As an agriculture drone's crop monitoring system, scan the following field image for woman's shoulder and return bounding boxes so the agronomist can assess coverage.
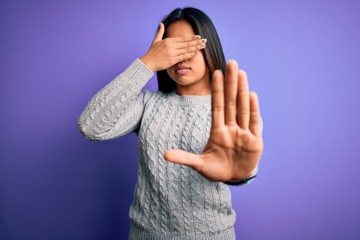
[142,89,173,99]
[142,89,163,99]
[140,89,165,104]
[140,90,179,108]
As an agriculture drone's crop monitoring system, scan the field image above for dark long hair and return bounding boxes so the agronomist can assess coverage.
[157,7,226,93]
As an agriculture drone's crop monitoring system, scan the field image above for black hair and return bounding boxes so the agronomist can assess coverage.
[157,7,226,93]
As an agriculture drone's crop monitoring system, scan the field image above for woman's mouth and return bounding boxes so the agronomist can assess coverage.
[175,66,190,74]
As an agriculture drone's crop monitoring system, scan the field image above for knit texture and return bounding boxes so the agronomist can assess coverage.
[78,59,238,240]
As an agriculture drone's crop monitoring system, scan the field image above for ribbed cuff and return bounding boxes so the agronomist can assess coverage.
[224,175,257,186]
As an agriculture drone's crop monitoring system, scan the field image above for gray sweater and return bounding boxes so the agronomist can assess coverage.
[78,59,239,240]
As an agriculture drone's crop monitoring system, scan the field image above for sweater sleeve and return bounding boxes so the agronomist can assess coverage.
[78,58,154,141]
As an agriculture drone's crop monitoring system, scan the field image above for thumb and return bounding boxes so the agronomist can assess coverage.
[164,149,204,171]
[153,22,165,43]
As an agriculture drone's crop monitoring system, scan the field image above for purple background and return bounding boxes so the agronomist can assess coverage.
[1,0,360,239]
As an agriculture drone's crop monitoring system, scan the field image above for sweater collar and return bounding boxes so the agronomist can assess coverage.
[168,91,211,105]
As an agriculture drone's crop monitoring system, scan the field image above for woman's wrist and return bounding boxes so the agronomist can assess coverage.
[139,55,155,72]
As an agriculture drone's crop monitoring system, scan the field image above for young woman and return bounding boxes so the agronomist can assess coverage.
[78,7,263,240]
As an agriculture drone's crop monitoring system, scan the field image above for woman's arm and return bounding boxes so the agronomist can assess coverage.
[164,61,264,183]
[78,59,153,141]
[78,23,205,141]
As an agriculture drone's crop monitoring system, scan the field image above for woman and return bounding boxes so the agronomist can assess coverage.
[79,7,263,240]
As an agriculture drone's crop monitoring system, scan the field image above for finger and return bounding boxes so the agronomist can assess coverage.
[152,22,165,43]
[224,60,239,126]
[211,70,225,128]
[164,149,204,172]
[237,70,250,129]
[173,51,199,63]
[173,35,202,43]
[174,38,206,50]
[249,92,262,137]
[173,39,206,60]
[175,40,206,55]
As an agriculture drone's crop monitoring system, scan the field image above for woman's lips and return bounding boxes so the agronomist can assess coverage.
[175,66,190,74]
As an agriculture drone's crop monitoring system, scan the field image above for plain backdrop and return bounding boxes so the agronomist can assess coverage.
[1,0,360,239]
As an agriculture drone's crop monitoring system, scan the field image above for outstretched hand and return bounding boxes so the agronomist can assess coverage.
[140,23,206,72]
[164,61,264,182]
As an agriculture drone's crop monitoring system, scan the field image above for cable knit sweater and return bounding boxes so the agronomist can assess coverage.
[78,59,240,240]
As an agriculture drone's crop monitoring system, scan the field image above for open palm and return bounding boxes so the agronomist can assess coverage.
[164,60,263,182]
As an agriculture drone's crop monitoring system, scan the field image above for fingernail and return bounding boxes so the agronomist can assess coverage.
[195,35,201,39]
[202,39,207,43]
[201,43,206,48]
